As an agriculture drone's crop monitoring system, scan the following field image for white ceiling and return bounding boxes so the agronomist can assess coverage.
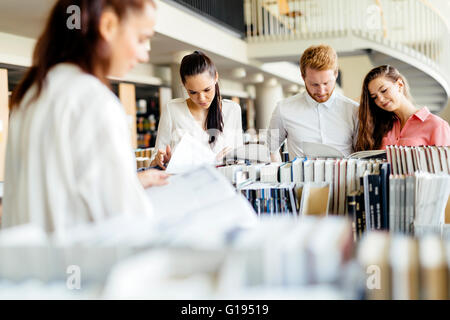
[0,0,54,38]
[0,0,301,87]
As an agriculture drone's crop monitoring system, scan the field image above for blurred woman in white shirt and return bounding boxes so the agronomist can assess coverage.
[151,51,244,169]
[3,0,167,233]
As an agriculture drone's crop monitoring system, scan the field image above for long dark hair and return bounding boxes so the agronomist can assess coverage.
[11,0,155,110]
[355,65,412,151]
[180,51,224,146]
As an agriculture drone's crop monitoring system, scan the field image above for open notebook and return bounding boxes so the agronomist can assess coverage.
[300,141,386,159]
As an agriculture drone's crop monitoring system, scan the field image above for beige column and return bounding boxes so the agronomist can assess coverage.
[0,69,9,181]
[170,51,191,100]
[255,77,284,129]
[118,83,137,149]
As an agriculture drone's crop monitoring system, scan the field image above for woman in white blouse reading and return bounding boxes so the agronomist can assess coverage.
[151,51,244,169]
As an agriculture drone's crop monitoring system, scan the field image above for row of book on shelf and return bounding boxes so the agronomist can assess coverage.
[386,145,450,175]
[217,145,450,240]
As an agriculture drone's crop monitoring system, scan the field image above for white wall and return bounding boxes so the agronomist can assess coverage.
[338,54,374,103]
[439,100,450,123]
[0,32,34,66]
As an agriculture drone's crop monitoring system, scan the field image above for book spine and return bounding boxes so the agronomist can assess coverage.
[360,176,367,235]
[356,192,364,239]
[380,164,390,230]
[363,175,372,231]
[373,174,382,230]
[347,193,358,242]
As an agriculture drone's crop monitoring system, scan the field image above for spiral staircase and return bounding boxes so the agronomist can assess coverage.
[244,0,450,113]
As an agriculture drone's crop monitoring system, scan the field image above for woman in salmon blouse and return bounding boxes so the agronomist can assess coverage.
[355,65,450,151]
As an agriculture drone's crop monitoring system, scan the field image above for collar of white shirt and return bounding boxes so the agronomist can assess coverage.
[304,89,337,109]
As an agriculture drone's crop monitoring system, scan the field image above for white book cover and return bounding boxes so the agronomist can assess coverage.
[279,163,293,183]
[292,158,305,183]
[416,147,429,173]
[260,163,281,183]
[313,159,325,183]
[404,147,415,174]
[400,146,408,176]
[338,159,348,215]
[395,146,403,175]
[346,159,357,195]
[356,160,367,191]
[224,143,270,163]
[303,160,314,182]
[333,160,340,214]
[438,147,449,174]
[445,147,450,172]
[430,146,443,174]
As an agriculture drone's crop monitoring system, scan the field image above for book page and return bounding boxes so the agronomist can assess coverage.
[300,141,344,158]
[147,165,237,225]
[166,133,216,174]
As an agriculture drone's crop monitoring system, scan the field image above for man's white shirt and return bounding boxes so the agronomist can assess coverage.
[267,89,359,159]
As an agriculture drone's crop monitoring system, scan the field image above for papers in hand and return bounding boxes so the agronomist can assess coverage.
[146,165,257,248]
[166,133,216,174]
[300,141,386,159]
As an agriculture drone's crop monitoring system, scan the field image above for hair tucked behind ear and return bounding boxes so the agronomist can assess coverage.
[180,51,224,147]
[355,65,411,151]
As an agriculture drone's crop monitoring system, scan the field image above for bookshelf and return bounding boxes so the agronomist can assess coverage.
[111,82,171,151]
[223,95,256,134]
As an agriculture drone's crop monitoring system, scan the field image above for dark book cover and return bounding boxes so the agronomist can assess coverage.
[347,191,359,242]
[359,176,367,235]
[355,191,364,240]
[380,163,391,230]
[372,173,382,230]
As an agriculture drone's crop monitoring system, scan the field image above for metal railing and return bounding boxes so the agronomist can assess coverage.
[244,0,450,82]
[166,0,246,36]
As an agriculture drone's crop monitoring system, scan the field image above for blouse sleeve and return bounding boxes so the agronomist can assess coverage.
[233,102,244,148]
[70,93,153,221]
[153,102,173,159]
[267,103,288,153]
[430,120,450,146]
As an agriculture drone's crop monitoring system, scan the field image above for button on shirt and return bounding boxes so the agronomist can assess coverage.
[381,107,450,149]
[268,90,359,159]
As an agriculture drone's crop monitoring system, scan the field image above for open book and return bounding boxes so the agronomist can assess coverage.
[300,141,386,159]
